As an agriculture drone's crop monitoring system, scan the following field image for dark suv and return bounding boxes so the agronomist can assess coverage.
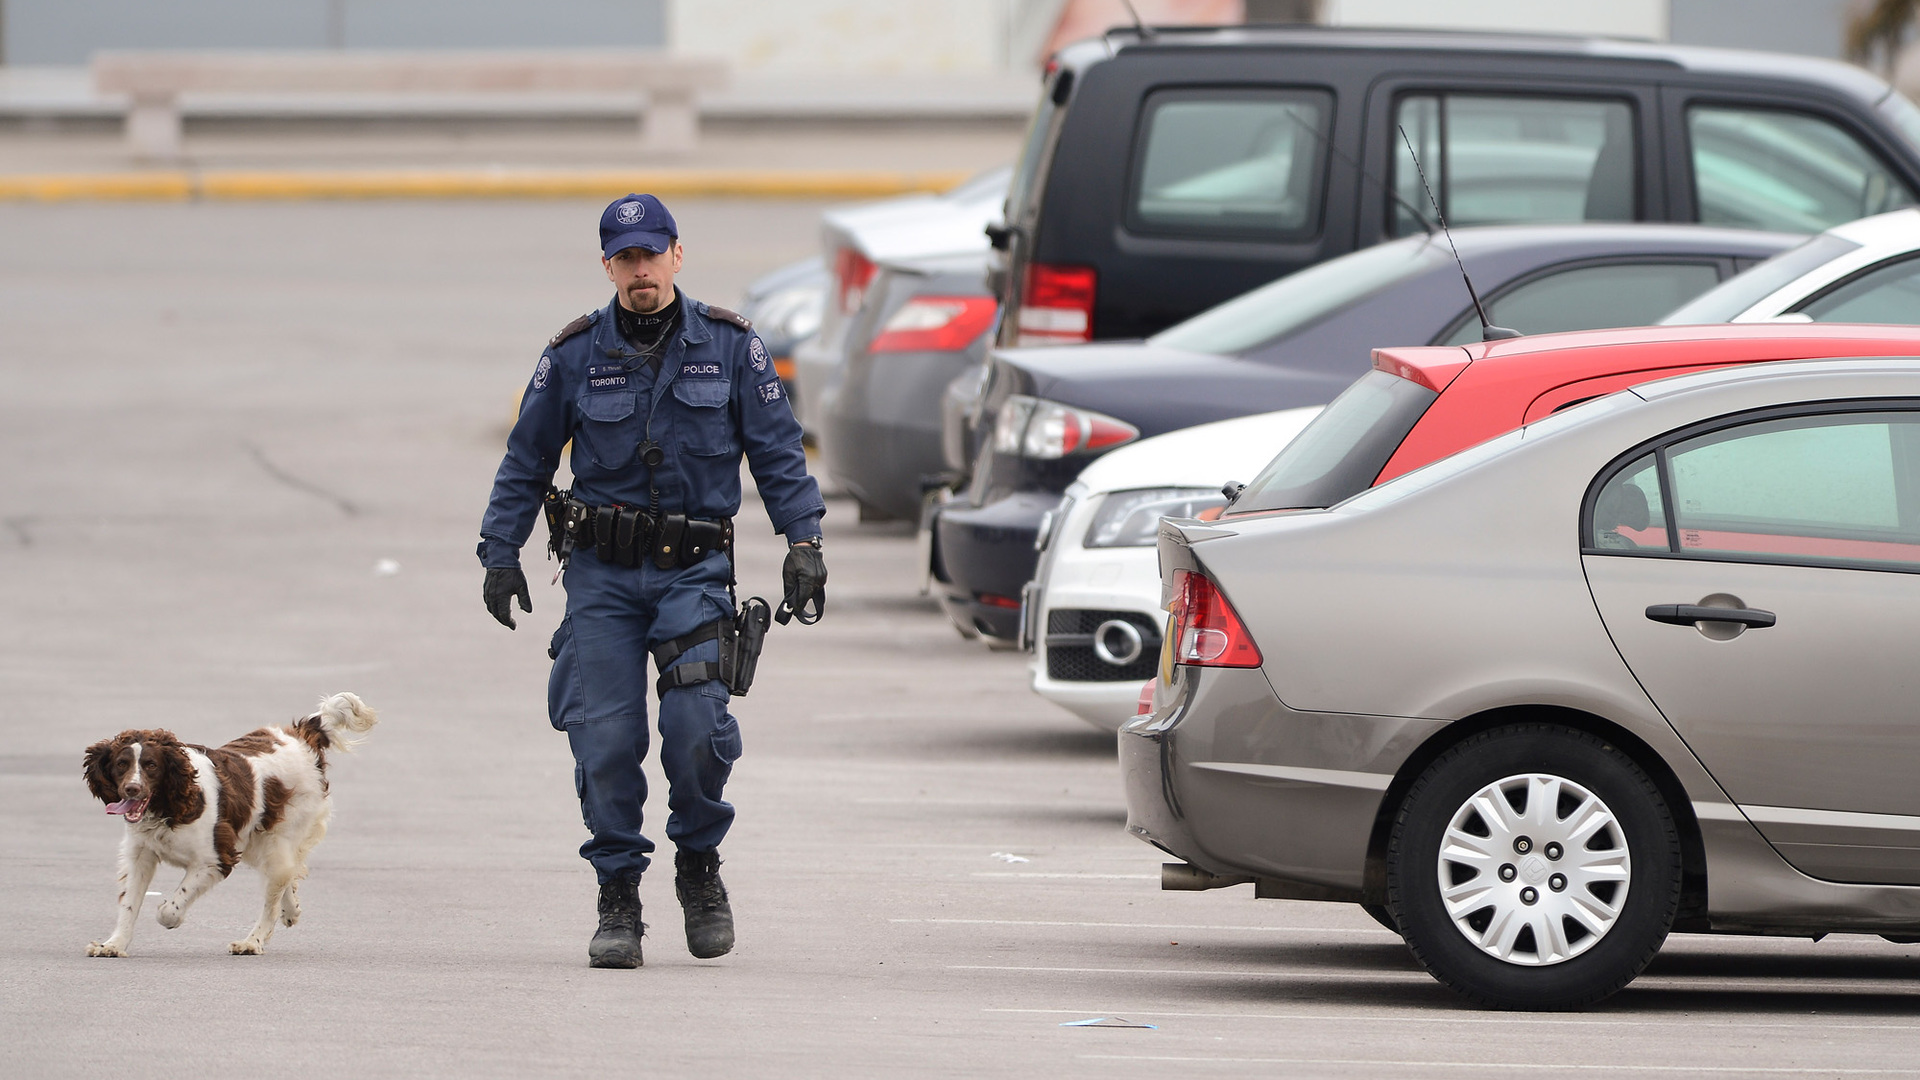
[991,25,1920,347]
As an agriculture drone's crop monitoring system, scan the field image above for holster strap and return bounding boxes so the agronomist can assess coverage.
[657,659,724,697]
[650,619,724,670]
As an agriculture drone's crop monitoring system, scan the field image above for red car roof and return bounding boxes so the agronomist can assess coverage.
[1371,324,1920,485]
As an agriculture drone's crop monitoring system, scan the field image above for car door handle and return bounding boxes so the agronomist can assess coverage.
[1645,604,1776,628]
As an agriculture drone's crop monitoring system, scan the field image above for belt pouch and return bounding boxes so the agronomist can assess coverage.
[681,518,724,568]
[593,507,616,564]
[653,514,687,570]
[614,507,643,568]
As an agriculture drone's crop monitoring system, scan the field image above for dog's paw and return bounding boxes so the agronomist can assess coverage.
[228,938,264,955]
[86,941,127,957]
[156,901,184,930]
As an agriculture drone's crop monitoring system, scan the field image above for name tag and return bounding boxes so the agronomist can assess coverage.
[586,364,628,390]
[681,362,723,378]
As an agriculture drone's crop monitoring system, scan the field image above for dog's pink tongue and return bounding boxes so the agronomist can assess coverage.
[105,799,133,815]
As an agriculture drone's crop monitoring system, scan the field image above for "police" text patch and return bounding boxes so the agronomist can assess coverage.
[681,362,723,378]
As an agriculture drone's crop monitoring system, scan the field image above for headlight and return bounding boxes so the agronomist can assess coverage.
[1084,488,1226,548]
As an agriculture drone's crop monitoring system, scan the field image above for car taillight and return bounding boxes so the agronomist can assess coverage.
[834,246,876,315]
[991,394,1138,459]
[1016,262,1095,345]
[1166,569,1261,668]
[870,296,998,353]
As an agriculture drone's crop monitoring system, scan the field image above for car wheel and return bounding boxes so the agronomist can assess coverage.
[1385,724,1681,1010]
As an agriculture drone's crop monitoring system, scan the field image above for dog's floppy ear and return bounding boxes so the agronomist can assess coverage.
[149,732,204,826]
[82,737,119,804]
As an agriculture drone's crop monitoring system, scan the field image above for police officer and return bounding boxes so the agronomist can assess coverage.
[478,194,826,969]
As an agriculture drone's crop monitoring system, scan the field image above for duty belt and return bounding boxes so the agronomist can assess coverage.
[543,488,731,571]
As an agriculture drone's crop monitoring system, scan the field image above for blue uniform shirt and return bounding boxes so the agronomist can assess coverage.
[478,290,824,569]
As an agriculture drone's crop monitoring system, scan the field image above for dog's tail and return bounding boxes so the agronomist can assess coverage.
[313,692,379,752]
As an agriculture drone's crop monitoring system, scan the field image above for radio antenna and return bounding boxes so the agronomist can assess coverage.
[1396,125,1521,342]
[1121,0,1158,39]
[1282,110,1433,236]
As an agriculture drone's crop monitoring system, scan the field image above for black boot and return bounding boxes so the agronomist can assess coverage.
[674,848,735,959]
[588,878,643,969]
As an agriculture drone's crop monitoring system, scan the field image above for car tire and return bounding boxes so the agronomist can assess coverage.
[1361,903,1398,932]
[1385,724,1681,1010]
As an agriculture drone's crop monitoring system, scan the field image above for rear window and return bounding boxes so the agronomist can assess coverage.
[1660,232,1862,324]
[1150,237,1450,356]
[1229,369,1438,513]
[1128,88,1332,240]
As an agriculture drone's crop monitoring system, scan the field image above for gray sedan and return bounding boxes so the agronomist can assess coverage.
[1127,353,1920,1008]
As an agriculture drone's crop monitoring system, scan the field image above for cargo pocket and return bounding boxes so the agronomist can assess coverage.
[546,617,580,732]
[672,378,738,457]
[577,389,639,468]
[574,760,594,831]
[709,714,743,766]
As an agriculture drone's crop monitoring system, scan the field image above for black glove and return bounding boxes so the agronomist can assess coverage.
[779,542,827,625]
[484,567,532,629]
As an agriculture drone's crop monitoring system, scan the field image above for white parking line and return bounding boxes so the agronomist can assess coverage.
[987,1007,1914,1032]
[1074,1057,1920,1074]
[894,917,1398,936]
[969,872,1158,880]
[949,964,1429,981]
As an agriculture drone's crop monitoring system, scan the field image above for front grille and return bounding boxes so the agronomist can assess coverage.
[1045,609,1160,683]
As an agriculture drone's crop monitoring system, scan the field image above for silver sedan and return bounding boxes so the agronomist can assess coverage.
[1126,356,1920,1008]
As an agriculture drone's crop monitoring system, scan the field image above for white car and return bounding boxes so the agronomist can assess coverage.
[1663,207,1920,326]
[1023,406,1321,730]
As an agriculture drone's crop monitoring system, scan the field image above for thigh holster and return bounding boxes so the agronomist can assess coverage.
[651,598,773,698]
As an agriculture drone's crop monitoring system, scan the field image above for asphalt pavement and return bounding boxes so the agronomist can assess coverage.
[4,199,1920,1079]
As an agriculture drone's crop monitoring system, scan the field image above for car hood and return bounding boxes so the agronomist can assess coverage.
[1073,406,1325,495]
[995,342,1353,438]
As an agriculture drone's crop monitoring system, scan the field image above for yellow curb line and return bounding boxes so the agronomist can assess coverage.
[0,169,973,202]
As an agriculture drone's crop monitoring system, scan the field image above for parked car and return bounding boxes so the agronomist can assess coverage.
[1662,207,1920,326]
[791,166,1009,440]
[736,256,827,411]
[1128,327,1920,1009]
[935,223,1799,641]
[1025,407,1322,728]
[819,253,998,521]
[993,24,1920,347]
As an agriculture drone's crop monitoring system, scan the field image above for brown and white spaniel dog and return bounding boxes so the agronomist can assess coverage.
[81,692,378,956]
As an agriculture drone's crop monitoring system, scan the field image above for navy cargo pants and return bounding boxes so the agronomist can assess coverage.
[547,546,741,884]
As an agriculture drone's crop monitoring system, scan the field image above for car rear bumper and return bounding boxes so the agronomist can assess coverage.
[1122,665,1448,897]
[1030,545,1163,730]
[823,348,978,521]
[931,491,1055,640]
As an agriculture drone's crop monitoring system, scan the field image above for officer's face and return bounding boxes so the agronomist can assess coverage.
[604,242,683,314]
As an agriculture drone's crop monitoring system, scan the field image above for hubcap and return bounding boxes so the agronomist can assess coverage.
[1435,773,1630,966]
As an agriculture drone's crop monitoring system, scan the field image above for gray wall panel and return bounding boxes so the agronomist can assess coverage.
[4,0,666,64]
[1668,0,1852,60]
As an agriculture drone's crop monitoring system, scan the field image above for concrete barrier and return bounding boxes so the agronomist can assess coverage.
[91,50,728,160]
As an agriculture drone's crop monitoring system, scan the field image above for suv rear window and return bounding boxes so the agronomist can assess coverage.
[1129,88,1332,239]
[1230,369,1438,513]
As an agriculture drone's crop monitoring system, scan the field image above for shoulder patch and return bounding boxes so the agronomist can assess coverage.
[548,310,599,348]
[706,305,752,331]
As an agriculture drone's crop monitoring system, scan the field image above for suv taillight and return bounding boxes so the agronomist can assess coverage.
[870,296,998,353]
[1016,263,1095,345]
[834,247,876,315]
[1167,569,1261,668]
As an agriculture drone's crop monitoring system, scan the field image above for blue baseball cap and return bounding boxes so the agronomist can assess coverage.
[599,193,678,258]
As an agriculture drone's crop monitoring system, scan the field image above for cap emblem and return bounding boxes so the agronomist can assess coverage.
[615,201,645,226]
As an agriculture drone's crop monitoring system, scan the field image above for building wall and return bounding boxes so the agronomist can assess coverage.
[2,0,667,64]
[1323,0,1666,40]
[669,0,1017,75]
[1667,0,1854,59]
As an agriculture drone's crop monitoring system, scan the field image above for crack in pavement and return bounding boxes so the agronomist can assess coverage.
[243,441,360,517]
